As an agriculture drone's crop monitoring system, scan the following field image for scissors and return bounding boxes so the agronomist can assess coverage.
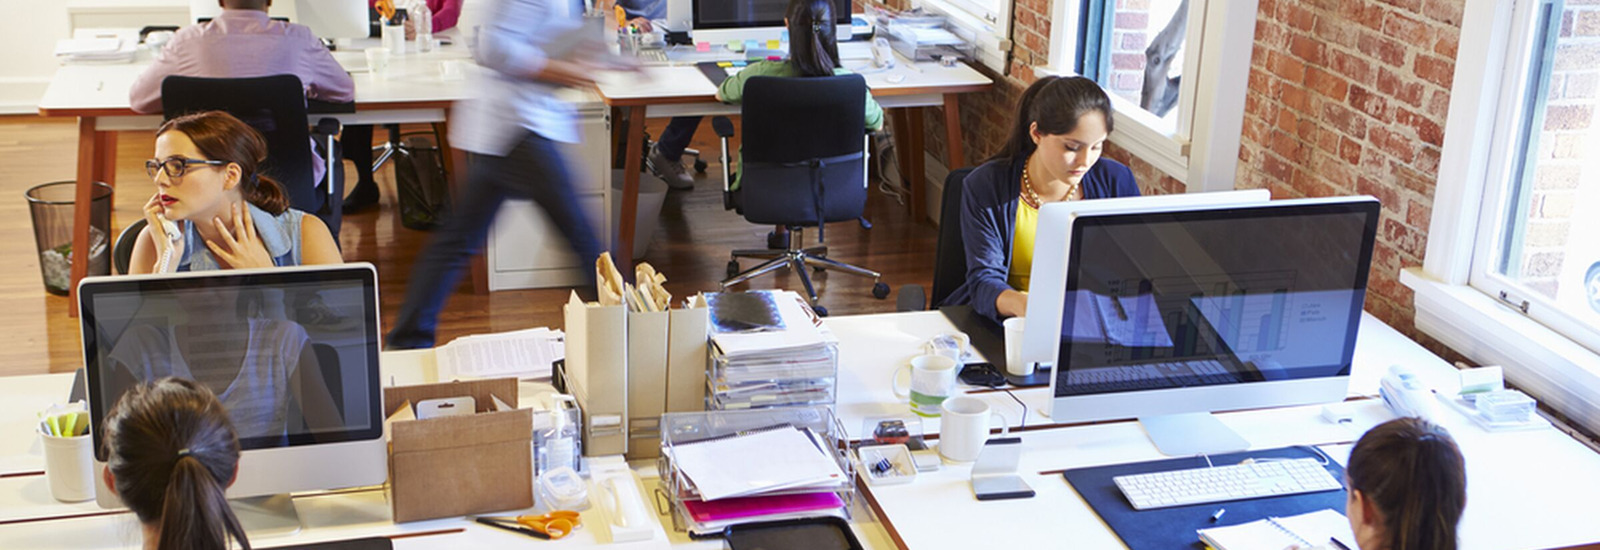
[474,511,583,539]
[375,0,396,22]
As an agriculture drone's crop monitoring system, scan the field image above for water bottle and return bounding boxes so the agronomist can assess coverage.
[415,4,434,54]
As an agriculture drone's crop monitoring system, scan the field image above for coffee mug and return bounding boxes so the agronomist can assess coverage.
[938,395,1009,463]
[891,355,958,417]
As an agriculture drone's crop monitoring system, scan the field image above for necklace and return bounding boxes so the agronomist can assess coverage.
[1021,161,1080,208]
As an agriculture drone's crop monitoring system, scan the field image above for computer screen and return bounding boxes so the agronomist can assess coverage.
[693,0,850,29]
[80,265,386,510]
[1034,197,1379,455]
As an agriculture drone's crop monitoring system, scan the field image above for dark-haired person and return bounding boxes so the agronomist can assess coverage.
[100,378,251,550]
[1343,417,1467,550]
[128,0,355,195]
[131,111,343,274]
[714,0,885,193]
[940,76,1140,321]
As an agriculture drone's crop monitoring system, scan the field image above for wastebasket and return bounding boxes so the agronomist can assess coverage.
[610,170,668,260]
[27,181,113,296]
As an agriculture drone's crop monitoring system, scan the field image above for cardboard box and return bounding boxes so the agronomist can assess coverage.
[665,302,709,413]
[384,378,533,523]
[625,308,668,460]
[563,292,629,456]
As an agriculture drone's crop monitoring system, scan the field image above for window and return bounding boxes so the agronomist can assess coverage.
[1408,0,1600,435]
[1044,0,1258,192]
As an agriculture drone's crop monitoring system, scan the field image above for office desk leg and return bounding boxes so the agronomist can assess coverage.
[905,107,926,223]
[433,121,487,295]
[68,117,100,317]
[617,105,646,279]
[943,93,965,172]
[95,131,117,189]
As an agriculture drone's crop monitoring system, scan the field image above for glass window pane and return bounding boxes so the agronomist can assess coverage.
[1496,0,1600,324]
[1079,0,1190,121]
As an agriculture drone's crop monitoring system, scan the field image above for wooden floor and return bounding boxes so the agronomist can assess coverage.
[0,115,937,376]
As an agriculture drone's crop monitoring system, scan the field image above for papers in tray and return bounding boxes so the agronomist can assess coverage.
[436,327,564,380]
[669,426,847,501]
[709,290,837,358]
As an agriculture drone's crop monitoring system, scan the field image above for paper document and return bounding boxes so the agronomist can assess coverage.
[436,327,564,380]
[670,427,846,501]
[1197,509,1356,550]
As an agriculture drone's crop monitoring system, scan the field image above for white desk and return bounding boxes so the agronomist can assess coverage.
[593,58,992,277]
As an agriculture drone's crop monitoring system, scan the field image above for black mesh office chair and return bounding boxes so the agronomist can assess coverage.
[895,167,974,312]
[161,75,346,239]
[712,75,889,315]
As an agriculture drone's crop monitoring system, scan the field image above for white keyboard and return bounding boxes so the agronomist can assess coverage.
[1113,458,1342,510]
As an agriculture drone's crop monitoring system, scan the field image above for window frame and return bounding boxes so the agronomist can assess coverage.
[1406,0,1600,435]
[1041,0,1258,192]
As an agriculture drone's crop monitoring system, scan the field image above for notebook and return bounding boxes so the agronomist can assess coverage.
[1197,509,1357,550]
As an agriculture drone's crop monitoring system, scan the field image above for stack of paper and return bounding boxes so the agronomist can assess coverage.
[707,291,839,409]
[55,38,136,64]
[669,425,848,532]
[435,327,564,380]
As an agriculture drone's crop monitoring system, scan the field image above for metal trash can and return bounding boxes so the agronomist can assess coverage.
[26,181,113,296]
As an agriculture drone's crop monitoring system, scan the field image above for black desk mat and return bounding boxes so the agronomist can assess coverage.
[1061,446,1346,550]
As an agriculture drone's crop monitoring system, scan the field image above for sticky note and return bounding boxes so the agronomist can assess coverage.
[732,60,747,67]
[717,61,733,68]
[696,41,711,52]
[767,39,781,50]
[728,40,744,52]
[744,40,759,51]
[781,30,790,42]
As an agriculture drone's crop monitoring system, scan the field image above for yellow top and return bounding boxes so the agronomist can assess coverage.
[1008,199,1039,291]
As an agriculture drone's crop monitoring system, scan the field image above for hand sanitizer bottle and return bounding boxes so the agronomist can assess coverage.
[535,395,582,477]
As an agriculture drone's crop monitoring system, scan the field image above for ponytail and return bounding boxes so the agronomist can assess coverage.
[787,0,840,77]
[158,455,250,550]
[1347,418,1465,550]
[103,378,249,550]
[157,111,290,216]
[988,76,1115,163]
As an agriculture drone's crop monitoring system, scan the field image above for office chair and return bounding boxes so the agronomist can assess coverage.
[113,219,149,275]
[712,75,889,315]
[160,75,346,240]
[895,167,974,312]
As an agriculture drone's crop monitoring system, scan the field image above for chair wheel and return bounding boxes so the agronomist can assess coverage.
[872,282,890,299]
[813,305,829,317]
[726,260,740,278]
[694,159,708,173]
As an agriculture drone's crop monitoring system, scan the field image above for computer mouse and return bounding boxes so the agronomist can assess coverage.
[886,74,906,84]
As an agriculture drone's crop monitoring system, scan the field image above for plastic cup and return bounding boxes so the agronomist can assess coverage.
[41,433,95,502]
[1004,317,1032,376]
[366,47,391,79]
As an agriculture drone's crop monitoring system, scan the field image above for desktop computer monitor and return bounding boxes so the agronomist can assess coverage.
[189,0,368,40]
[80,264,386,535]
[1026,196,1380,456]
[691,0,851,48]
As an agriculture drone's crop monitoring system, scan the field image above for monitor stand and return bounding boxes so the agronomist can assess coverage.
[233,494,303,538]
[1138,413,1250,456]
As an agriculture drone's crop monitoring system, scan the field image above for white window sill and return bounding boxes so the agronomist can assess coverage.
[1032,64,1191,183]
[1401,267,1600,434]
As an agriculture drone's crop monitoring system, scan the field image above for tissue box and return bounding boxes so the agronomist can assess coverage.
[384,378,533,523]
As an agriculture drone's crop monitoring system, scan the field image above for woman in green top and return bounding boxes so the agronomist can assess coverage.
[715,0,885,193]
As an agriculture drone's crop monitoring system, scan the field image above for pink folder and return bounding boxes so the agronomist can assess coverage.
[683,492,845,523]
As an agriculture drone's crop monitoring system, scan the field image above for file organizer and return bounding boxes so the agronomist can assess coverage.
[656,406,856,535]
[707,345,838,409]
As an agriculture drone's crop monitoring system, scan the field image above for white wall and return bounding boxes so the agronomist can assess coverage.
[0,1,72,114]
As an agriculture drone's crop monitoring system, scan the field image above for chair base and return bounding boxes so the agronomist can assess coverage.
[720,227,881,307]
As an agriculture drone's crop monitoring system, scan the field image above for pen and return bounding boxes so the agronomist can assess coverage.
[473,517,550,539]
[1209,508,1226,522]
[1328,537,1352,550]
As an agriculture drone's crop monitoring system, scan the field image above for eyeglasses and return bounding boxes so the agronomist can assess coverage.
[145,157,227,180]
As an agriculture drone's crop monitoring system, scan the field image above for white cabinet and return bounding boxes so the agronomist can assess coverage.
[65,0,190,33]
[485,100,613,290]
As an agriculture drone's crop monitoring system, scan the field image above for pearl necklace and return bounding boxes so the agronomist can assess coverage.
[1021,162,1080,209]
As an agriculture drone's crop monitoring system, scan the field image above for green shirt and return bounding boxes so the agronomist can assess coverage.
[717,61,885,190]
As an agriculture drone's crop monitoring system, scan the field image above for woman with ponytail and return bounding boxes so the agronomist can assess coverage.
[1341,417,1466,550]
[713,0,884,192]
[941,76,1141,321]
[101,377,250,550]
[130,110,342,273]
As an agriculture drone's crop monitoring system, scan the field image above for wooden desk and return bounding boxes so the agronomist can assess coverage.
[35,36,492,315]
[593,61,991,275]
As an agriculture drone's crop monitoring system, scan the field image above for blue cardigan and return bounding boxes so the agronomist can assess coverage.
[939,156,1141,322]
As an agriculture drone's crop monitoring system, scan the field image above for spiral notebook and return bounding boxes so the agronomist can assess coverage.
[1197,509,1357,550]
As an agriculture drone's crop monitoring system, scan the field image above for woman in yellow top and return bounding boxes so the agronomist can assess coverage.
[941,76,1141,321]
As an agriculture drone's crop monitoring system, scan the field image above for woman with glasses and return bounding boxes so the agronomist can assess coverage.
[130,110,342,274]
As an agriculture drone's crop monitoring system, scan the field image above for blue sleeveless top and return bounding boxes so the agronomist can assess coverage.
[177,203,306,271]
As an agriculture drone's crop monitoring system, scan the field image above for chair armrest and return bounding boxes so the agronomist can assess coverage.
[313,117,342,137]
[896,284,927,312]
[712,116,735,138]
[713,116,736,209]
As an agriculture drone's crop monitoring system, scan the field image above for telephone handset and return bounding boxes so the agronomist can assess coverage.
[871,37,895,69]
[1379,364,1435,420]
[153,215,181,273]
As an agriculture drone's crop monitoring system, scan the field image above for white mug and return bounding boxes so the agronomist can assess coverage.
[891,355,958,417]
[1003,317,1032,376]
[938,395,1009,463]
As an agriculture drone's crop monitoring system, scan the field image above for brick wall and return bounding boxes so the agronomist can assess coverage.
[1523,2,1600,298]
[1235,0,1464,344]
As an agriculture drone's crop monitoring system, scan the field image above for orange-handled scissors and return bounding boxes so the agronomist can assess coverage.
[478,511,582,539]
[375,0,396,22]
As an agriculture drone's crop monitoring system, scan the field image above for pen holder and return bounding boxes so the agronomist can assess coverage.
[381,18,406,55]
[41,433,95,502]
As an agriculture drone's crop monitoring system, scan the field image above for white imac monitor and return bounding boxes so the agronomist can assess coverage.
[691,0,851,49]
[190,0,369,40]
[1028,196,1381,456]
[80,264,386,536]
